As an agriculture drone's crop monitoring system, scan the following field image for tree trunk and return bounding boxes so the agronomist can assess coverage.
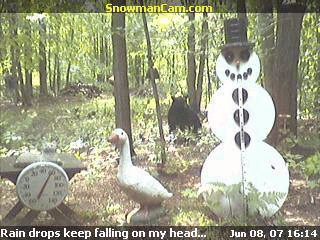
[0,16,4,69]
[260,2,305,145]
[172,53,175,83]
[316,13,320,111]
[56,54,61,95]
[141,8,167,165]
[10,14,31,106]
[17,60,31,105]
[48,26,52,92]
[8,14,19,103]
[195,11,208,113]
[53,54,60,96]
[258,0,276,144]
[25,70,32,97]
[66,61,71,87]
[100,17,106,82]
[206,55,211,106]
[25,19,33,99]
[187,11,196,107]
[39,18,48,97]
[65,27,74,87]
[111,9,134,155]
[52,53,56,92]
[276,6,305,134]
[134,55,141,87]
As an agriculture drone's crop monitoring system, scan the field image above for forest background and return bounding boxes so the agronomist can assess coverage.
[0,0,320,225]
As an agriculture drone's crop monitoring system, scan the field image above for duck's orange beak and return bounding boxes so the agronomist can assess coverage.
[108,132,120,150]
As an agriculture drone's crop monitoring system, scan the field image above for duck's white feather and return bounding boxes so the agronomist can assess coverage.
[109,128,172,206]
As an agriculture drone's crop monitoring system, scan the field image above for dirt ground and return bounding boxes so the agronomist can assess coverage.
[0,95,319,226]
[1,141,320,226]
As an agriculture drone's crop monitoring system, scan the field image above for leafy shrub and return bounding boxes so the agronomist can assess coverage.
[302,152,320,179]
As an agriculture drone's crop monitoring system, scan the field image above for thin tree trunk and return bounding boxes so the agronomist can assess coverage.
[17,60,31,105]
[195,11,208,113]
[140,8,167,165]
[56,54,61,95]
[206,54,211,106]
[66,62,71,87]
[172,53,175,82]
[25,19,33,100]
[39,18,48,97]
[65,27,74,87]
[187,11,196,108]
[134,55,141,87]
[317,13,320,84]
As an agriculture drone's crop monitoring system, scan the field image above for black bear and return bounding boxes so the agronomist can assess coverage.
[168,96,201,133]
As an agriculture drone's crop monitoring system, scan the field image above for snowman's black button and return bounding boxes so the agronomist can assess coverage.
[232,88,248,105]
[235,131,251,149]
[233,109,249,126]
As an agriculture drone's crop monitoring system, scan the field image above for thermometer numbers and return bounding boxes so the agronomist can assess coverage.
[17,162,69,211]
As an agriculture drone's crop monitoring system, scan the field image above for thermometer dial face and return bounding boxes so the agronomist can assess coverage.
[16,162,69,211]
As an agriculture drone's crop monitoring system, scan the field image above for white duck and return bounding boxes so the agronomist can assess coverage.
[108,128,173,215]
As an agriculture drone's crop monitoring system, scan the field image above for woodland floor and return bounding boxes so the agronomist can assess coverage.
[0,95,320,226]
[1,156,320,226]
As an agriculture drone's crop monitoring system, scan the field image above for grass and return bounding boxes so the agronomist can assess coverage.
[0,95,115,156]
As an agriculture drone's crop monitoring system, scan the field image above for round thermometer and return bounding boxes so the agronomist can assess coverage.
[16,161,69,211]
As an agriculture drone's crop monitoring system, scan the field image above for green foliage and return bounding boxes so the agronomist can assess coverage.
[284,153,305,169]
[0,97,115,156]
[298,13,320,119]
[1,12,320,226]
[302,152,320,179]
[181,188,199,199]
[131,96,156,126]
[307,180,320,189]
[97,197,122,224]
[201,182,287,217]
[0,13,113,92]
[172,210,214,226]
[0,12,319,118]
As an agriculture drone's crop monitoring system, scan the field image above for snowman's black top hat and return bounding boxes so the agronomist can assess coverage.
[222,18,254,51]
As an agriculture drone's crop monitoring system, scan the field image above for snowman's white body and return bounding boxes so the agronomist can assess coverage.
[201,52,289,218]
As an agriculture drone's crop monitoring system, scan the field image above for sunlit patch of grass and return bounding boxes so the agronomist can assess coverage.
[172,209,214,226]
[0,96,115,156]
[164,149,202,175]
[181,188,199,199]
[84,161,113,185]
[96,197,123,225]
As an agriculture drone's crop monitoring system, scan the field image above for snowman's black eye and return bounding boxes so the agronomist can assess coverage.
[240,50,250,62]
[224,51,234,64]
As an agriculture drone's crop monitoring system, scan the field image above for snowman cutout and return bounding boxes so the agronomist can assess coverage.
[200,19,289,218]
